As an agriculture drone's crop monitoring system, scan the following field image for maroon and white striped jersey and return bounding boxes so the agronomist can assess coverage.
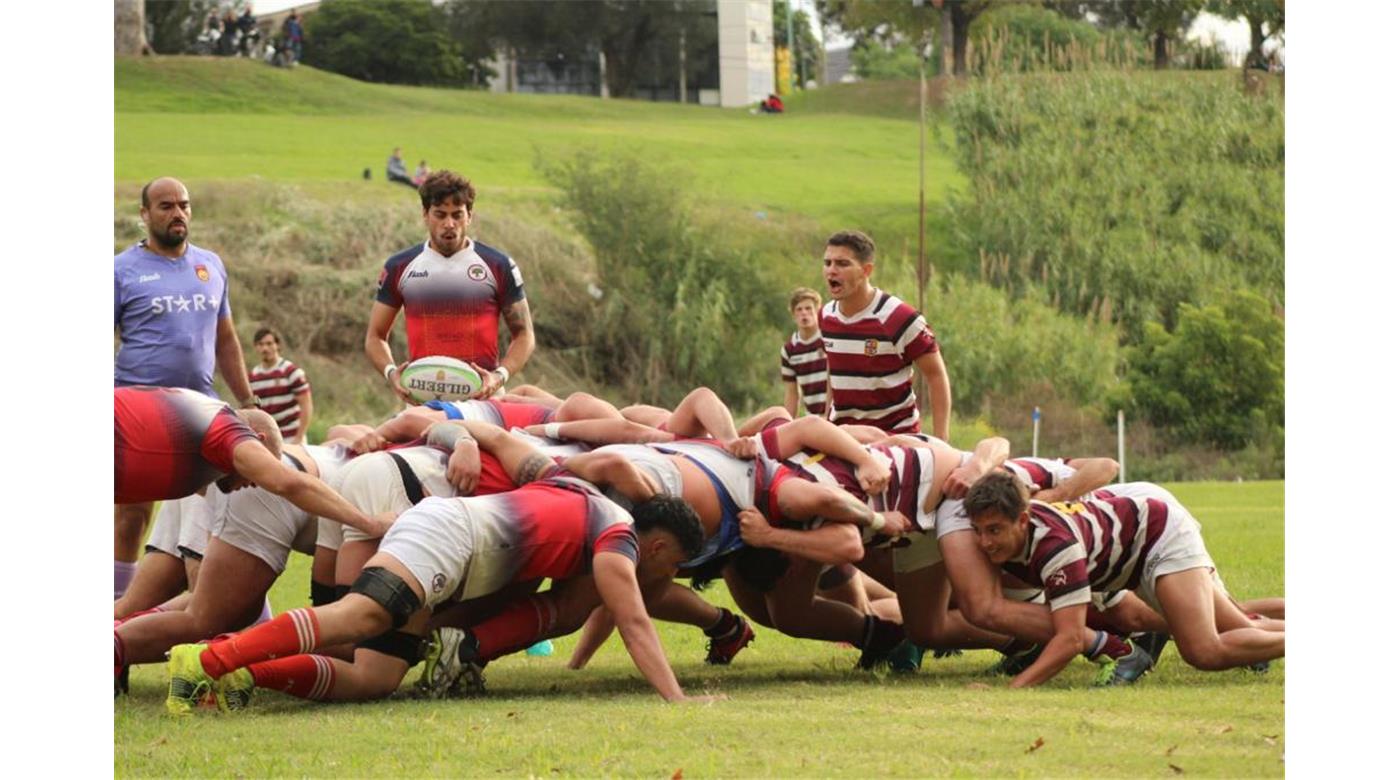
[1000,457,1077,493]
[1004,496,1170,611]
[770,439,936,541]
[248,358,310,438]
[779,331,828,416]
[820,291,938,434]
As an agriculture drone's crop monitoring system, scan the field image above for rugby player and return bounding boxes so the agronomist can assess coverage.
[165,484,714,711]
[114,386,390,540]
[964,471,1284,687]
[366,171,534,402]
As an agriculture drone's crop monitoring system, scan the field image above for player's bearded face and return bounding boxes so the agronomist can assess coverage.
[143,189,191,249]
[425,201,471,254]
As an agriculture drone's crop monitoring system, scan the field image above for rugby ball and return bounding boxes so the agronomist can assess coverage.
[399,356,483,404]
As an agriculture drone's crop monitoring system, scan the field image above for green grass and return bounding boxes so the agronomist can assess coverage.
[115,481,1283,777]
[115,57,959,244]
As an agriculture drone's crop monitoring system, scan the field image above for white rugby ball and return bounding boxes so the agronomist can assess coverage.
[399,356,483,404]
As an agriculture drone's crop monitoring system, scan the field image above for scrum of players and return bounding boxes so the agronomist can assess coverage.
[114,174,1281,714]
[114,380,1285,714]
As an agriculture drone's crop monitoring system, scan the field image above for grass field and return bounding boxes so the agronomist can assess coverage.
[115,59,959,245]
[115,481,1283,777]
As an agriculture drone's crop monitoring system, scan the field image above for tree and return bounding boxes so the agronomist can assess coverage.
[1109,291,1282,450]
[303,0,468,87]
[1091,0,1203,69]
[1208,0,1283,69]
[453,0,716,99]
[819,0,994,76]
[143,0,217,55]
[773,0,821,88]
[115,0,149,55]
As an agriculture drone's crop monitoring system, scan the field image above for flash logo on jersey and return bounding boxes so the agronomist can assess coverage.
[195,264,210,282]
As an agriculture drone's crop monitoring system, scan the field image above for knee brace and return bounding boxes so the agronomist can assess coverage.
[357,630,426,665]
[310,581,338,607]
[350,567,422,629]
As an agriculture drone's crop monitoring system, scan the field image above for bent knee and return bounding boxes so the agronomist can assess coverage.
[1176,639,1231,671]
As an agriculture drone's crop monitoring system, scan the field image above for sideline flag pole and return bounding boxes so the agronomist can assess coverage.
[1031,406,1041,458]
[1117,409,1126,483]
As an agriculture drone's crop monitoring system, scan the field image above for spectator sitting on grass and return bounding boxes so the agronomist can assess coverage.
[386,147,415,188]
[413,161,431,186]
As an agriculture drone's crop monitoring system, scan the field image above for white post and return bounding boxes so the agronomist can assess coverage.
[1031,406,1041,458]
[1117,409,1126,483]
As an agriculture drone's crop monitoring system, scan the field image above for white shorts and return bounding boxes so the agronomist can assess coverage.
[145,494,213,560]
[1134,502,1222,614]
[334,448,450,543]
[893,529,942,573]
[316,515,344,553]
[376,496,477,610]
[209,486,316,575]
[1091,590,1129,611]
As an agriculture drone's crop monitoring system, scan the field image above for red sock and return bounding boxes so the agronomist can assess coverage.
[1085,630,1132,661]
[248,655,337,700]
[475,595,558,662]
[200,608,321,678]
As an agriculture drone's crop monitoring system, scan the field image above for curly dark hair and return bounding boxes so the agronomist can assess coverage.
[631,495,704,560]
[419,170,476,211]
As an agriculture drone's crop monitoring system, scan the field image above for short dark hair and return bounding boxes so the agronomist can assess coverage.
[789,287,821,311]
[631,495,703,560]
[826,230,876,263]
[140,180,153,208]
[963,471,1029,522]
[419,170,476,211]
[253,327,281,345]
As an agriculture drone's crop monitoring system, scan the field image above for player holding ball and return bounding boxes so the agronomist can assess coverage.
[364,170,535,403]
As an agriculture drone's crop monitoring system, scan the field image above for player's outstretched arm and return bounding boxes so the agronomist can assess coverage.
[357,410,437,452]
[529,418,676,445]
[593,552,691,702]
[1036,457,1120,503]
[1010,603,1089,689]
[427,420,555,490]
[776,480,911,536]
[566,606,617,670]
[231,441,390,538]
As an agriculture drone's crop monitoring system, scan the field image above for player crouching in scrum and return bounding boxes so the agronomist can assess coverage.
[963,471,1284,688]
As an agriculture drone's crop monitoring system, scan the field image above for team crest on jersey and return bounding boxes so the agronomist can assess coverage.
[431,573,447,593]
[467,264,488,282]
[194,264,210,282]
[864,339,879,357]
[1047,570,1068,588]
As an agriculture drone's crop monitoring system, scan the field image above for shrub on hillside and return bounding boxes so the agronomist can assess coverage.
[542,150,786,408]
[1108,290,1283,451]
[967,4,1149,74]
[851,40,925,80]
[922,275,1120,417]
[944,70,1284,340]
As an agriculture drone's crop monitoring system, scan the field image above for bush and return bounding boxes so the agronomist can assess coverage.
[920,275,1121,417]
[541,150,788,409]
[851,40,925,80]
[1108,290,1283,450]
[966,4,1149,74]
[944,70,1284,339]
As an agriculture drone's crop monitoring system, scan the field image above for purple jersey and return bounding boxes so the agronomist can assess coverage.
[114,241,231,396]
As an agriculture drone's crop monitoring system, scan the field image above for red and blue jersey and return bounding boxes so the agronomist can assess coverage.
[375,239,525,368]
[114,386,258,503]
[458,478,638,599]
